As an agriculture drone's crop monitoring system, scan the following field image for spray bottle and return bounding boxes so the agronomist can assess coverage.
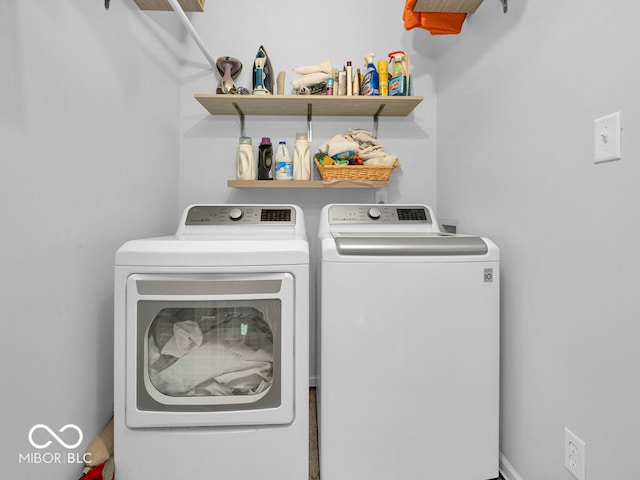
[388,51,410,96]
[361,53,379,96]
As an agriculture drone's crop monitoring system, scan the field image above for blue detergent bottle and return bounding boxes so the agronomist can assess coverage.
[361,53,379,96]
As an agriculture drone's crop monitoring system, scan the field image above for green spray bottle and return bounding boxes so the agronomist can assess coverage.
[388,51,410,96]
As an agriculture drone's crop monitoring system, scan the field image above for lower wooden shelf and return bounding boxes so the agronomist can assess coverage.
[227,180,388,189]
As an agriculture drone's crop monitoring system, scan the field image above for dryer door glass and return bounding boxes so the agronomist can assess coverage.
[143,301,278,403]
[125,273,295,427]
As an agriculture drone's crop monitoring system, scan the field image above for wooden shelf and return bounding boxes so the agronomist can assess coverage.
[413,0,483,13]
[133,0,205,11]
[227,180,389,189]
[194,95,423,117]
[198,95,416,190]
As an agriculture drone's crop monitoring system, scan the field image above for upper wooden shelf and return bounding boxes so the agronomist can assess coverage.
[413,0,483,13]
[194,95,424,117]
[133,0,205,11]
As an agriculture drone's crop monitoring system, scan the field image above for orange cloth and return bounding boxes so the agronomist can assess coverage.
[403,0,467,35]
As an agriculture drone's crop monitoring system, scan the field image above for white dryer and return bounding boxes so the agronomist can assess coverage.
[317,204,500,480]
[114,205,309,479]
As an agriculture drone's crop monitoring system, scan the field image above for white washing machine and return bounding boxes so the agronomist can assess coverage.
[317,204,500,480]
[114,204,309,479]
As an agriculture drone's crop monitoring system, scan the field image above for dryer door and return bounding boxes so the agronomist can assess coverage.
[125,273,294,428]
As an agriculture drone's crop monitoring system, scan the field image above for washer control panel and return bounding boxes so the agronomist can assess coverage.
[328,205,432,224]
[185,205,296,225]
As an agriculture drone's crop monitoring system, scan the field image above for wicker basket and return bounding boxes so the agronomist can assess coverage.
[314,158,398,181]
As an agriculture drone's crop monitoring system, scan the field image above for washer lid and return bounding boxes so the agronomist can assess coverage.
[333,233,489,256]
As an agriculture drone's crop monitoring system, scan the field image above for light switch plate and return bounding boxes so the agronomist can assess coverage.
[594,112,622,163]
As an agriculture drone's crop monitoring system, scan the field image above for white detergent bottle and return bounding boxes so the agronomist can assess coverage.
[293,132,311,180]
[237,136,255,180]
[275,141,293,180]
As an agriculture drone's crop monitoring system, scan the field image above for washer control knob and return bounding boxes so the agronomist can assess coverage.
[367,207,381,220]
[229,208,244,221]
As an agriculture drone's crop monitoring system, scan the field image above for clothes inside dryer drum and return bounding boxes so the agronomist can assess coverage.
[148,307,274,397]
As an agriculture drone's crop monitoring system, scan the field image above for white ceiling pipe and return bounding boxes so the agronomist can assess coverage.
[165,0,217,70]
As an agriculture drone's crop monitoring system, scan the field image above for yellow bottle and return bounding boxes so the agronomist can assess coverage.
[378,60,389,96]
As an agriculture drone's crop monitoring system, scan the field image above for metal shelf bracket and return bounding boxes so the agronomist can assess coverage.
[373,104,385,139]
[232,102,245,137]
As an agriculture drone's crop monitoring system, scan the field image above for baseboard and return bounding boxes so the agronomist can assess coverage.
[499,452,524,480]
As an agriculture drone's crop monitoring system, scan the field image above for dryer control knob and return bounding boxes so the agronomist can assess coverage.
[367,207,381,220]
[229,208,244,221]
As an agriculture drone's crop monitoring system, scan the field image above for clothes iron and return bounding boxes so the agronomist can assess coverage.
[252,45,273,95]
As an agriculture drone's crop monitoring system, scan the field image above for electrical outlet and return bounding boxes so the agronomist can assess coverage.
[374,189,387,204]
[564,427,586,480]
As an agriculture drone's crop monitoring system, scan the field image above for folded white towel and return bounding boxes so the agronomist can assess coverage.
[294,60,332,75]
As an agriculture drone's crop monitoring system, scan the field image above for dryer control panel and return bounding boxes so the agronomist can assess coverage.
[185,205,296,226]
[328,205,432,224]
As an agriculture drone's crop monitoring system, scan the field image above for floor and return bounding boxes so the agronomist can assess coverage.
[308,388,504,480]
[309,388,320,480]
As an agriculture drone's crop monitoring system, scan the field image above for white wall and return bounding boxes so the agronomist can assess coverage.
[177,0,439,382]
[436,1,640,478]
[9,2,635,479]
[0,2,180,477]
